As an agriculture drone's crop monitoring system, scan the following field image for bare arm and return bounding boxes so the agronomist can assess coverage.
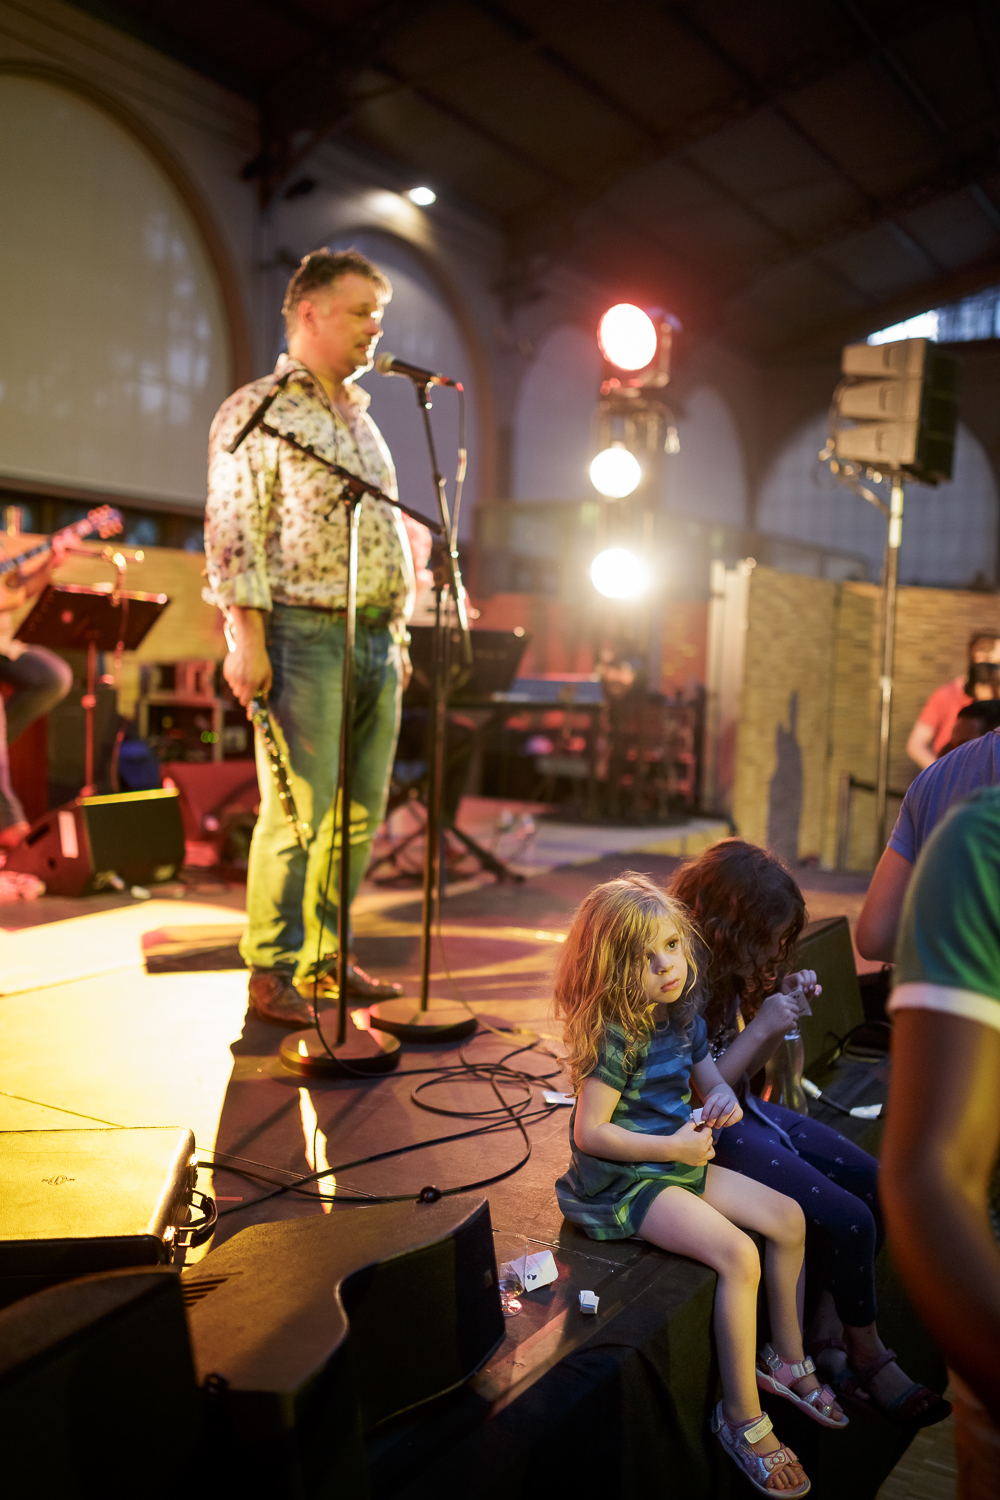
[689,1055,742,1126]
[855,846,913,962]
[223,606,272,709]
[573,1077,715,1167]
[712,973,816,1087]
[906,720,937,770]
[881,1009,1000,1422]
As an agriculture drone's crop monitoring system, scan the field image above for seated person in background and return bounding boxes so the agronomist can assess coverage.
[881,786,1000,1497]
[906,631,1000,769]
[0,540,73,850]
[857,701,1000,963]
[940,698,1000,757]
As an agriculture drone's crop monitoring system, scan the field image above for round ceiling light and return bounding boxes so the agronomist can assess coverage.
[407,186,437,206]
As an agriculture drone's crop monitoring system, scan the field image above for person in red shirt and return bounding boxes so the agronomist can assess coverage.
[906,632,1000,769]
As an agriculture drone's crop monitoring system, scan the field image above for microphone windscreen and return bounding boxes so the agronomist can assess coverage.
[374,353,395,374]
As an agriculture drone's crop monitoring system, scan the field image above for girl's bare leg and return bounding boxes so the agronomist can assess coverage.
[639,1183,807,1493]
[702,1165,844,1419]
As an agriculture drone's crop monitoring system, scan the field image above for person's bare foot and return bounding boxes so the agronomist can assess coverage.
[0,821,29,850]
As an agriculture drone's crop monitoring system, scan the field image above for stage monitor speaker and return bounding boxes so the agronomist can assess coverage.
[0,1127,197,1309]
[184,1194,504,1497]
[0,1267,200,1500]
[5,787,185,895]
[791,915,866,1072]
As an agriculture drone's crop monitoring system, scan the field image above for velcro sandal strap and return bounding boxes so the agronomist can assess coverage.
[762,1448,791,1474]
[788,1355,815,1380]
[740,1413,773,1446]
[804,1385,839,1416]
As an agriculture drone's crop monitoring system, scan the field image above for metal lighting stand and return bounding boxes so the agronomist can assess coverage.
[369,379,477,1045]
[875,474,904,855]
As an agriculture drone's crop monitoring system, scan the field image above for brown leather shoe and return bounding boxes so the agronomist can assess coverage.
[307,956,404,1001]
[249,967,323,1029]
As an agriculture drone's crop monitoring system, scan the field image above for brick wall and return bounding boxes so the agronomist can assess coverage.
[731,566,837,860]
[732,566,1000,869]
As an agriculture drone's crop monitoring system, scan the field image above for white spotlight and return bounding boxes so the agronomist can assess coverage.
[598,304,658,371]
[407,186,436,206]
[589,445,641,499]
[591,547,650,600]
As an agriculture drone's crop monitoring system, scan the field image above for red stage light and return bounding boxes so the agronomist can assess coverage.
[598,304,658,371]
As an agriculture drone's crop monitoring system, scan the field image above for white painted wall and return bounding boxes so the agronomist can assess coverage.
[666,386,749,527]
[512,324,601,499]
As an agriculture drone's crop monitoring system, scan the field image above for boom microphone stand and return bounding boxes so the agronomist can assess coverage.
[369,376,477,1044]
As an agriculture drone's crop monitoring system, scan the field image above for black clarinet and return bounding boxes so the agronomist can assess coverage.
[249,694,309,851]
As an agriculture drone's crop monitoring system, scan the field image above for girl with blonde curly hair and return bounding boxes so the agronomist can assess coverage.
[555,872,846,1496]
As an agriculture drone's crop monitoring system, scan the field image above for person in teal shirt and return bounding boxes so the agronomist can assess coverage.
[883,785,1000,1498]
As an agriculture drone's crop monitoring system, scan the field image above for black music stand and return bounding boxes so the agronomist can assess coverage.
[17,583,168,796]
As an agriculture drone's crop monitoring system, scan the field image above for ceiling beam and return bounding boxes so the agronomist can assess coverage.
[775,248,1000,359]
[500,0,941,258]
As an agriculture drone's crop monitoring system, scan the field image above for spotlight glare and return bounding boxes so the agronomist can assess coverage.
[407,186,436,206]
[598,303,658,371]
[589,445,641,499]
[591,547,650,600]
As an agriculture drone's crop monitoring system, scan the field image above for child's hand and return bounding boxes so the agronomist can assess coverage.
[756,987,804,1037]
[699,1084,742,1129]
[665,1118,716,1167]
[782,969,820,1015]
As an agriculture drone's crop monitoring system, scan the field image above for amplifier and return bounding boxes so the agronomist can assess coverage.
[0,1127,197,1309]
[184,1194,504,1496]
[792,915,867,1070]
[5,787,185,895]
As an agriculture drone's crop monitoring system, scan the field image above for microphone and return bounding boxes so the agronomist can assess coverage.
[374,352,461,389]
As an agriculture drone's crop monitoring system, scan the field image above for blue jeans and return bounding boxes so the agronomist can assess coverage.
[0,646,73,829]
[239,605,402,976]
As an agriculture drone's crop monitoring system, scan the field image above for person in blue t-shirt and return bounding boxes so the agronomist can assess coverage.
[857,726,1000,962]
[555,873,848,1495]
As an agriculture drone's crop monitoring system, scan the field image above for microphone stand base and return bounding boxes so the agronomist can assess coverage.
[279,1016,401,1078]
[368,998,477,1044]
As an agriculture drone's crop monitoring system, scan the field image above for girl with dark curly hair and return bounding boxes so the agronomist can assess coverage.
[670,839,950,1430]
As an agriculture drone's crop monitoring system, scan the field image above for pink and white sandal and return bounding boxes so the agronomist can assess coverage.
[711,1404,811,1496]
[757,1343,849,1429]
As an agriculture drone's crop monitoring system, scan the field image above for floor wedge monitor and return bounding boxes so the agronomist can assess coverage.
[5,787,185,895]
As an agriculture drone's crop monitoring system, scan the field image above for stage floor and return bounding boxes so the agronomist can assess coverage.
[0,814,952,1499]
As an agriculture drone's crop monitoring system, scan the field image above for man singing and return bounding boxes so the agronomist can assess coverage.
[205,248,412,1026]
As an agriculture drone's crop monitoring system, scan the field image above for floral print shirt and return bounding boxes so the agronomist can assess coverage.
[204,355,415,620]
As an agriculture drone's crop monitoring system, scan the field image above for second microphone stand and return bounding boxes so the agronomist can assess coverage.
[369,380,477,1044]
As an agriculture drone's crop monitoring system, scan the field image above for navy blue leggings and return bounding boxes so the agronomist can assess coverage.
[711,1099,884,1327]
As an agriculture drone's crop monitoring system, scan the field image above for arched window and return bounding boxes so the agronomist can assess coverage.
[756,413,999,587]
[327,230,479,540]
[0,71,232,510]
